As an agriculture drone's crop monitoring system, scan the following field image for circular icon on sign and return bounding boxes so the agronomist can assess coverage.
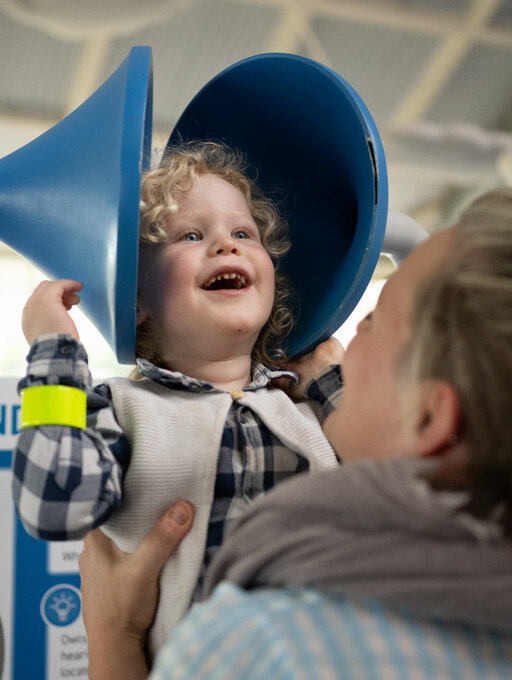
[40,584,81,627]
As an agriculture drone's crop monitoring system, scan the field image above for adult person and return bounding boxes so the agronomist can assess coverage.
[79,187,512,679]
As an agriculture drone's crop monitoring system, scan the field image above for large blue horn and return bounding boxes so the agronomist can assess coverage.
[0,46,152,363]
[168,53,388,358]
[0,50,387,364]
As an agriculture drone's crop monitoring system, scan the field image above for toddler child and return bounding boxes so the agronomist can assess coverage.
[12,141,342,660]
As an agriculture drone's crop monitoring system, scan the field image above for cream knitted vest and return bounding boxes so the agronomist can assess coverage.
[101,376,338,660]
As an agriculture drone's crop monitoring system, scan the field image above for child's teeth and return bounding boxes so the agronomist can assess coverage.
[205,273,247,288]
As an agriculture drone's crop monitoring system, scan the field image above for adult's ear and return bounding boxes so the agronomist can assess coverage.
[414,380,460,459]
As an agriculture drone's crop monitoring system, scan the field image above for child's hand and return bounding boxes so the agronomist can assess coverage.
[22,279,83,345]
[276,337,345,399]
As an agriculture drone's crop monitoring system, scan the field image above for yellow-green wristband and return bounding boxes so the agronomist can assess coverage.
[21,385,86,430]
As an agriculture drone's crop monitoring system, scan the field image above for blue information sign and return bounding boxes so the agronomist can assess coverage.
[0,379,89,679]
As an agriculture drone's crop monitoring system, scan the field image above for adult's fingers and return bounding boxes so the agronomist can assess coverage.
[129,501,194,583]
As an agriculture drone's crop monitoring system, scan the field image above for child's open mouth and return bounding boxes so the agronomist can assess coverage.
[202,272,248,290]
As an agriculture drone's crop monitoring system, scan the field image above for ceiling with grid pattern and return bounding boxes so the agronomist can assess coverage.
[1,0,511,230]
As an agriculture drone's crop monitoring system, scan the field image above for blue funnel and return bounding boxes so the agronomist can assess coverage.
[168,53,388,357]
[0,46,152,363]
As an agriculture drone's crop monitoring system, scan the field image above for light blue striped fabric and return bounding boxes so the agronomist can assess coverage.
[150,583,512,680]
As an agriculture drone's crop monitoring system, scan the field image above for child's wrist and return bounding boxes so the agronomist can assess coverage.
[20,385,86,429]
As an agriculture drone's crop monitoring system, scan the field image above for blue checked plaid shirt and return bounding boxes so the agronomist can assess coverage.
[151,583,512,680]
[13,335,342,597]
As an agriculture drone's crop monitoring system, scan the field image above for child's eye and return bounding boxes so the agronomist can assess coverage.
[181,231,201,242]
[233,230,249,240]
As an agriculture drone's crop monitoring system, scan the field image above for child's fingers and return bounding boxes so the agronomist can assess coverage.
[315,337,345,364]
[30,279,82,303]
[41,280,82,309]
[22,279,83,343]
[55,280,83,300]
[63,291,81,310]
[59,279,83,293]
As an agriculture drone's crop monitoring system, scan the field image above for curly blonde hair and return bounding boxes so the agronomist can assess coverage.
[134,140,295,373]
[400,187,512,535]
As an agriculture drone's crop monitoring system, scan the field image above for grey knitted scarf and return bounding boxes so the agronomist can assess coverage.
[205,457,512,633]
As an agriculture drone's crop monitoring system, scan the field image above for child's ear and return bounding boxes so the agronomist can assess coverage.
[136,300,150,327]
[414,380,460,459]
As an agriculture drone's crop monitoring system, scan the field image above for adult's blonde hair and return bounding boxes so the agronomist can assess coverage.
[135,140,294,371]
[401,187,512,535]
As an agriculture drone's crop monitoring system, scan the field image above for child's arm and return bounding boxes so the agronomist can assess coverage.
[12,281,129,541]
[276,338,344,414]
[286,338,344,397]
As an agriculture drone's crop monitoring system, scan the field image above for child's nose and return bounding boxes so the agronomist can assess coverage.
[211,233,240,256]
[216,244,239,255]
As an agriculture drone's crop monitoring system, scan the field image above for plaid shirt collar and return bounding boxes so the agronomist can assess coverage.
[136,358,298,393]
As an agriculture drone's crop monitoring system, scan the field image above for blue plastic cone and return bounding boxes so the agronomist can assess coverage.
[0,46,152,363]
[168,53,388,357]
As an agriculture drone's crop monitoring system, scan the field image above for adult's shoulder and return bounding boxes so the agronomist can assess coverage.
[152,584,512,680]
[150,583,302,680]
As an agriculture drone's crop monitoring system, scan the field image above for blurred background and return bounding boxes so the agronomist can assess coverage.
[0,0,511,377]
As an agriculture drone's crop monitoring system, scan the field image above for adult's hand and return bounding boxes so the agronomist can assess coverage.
[79,501,194,680]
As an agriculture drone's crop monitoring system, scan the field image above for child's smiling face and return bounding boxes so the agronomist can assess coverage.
[137,173,276,363]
